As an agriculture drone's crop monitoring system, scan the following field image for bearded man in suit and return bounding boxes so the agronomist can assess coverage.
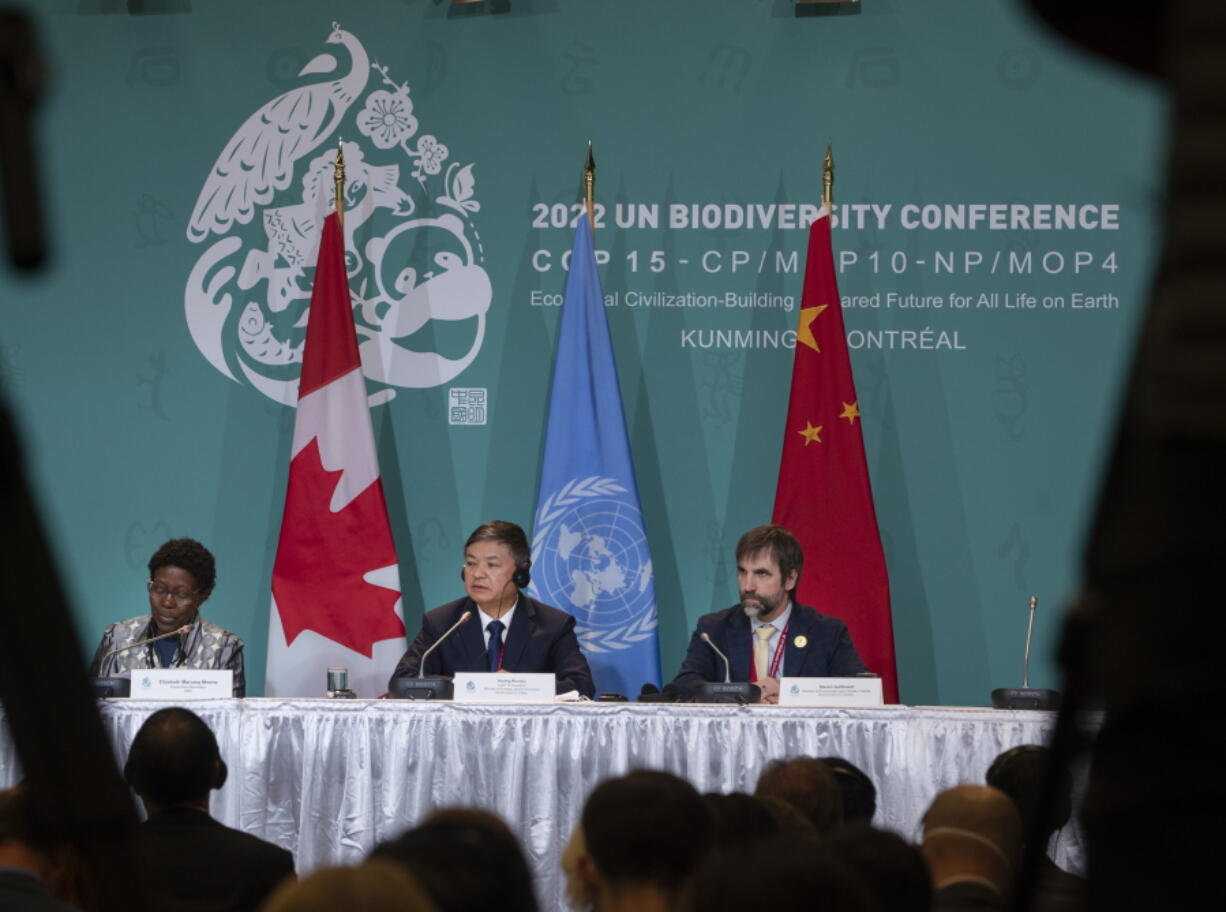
[671,524,867,704]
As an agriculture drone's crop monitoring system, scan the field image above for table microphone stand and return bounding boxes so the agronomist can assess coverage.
[992,596,1061,710]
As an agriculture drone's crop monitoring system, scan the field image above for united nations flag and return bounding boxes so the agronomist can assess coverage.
[530,213,661,695]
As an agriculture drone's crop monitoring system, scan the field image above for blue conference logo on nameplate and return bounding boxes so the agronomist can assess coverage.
[532,476,656,654]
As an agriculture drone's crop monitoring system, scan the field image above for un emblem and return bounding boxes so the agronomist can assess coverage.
[531,476,657,654]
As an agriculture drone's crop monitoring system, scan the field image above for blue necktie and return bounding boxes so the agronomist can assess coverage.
[486,619,505,672]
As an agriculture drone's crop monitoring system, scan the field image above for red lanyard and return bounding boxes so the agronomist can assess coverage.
[750,618,790,682]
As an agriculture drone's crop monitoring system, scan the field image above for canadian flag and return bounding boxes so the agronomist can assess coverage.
[265,213,405,697]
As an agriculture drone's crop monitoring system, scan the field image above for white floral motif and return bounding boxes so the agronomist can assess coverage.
[184,30,490,406]
[356,88,418,149]
[414,135,449,176]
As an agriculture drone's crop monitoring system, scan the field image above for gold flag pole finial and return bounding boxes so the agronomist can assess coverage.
[334,138,346,227]
[823,140,834,210]
[584,139,596,229]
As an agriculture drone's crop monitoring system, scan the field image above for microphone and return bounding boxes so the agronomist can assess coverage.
[101,625,190,663]
[696,632,761,705]
[1022,595,1038,688]
[990,595,1061,710]
[390,610,472,700]
[417,610,473,678]
[700,632,732,683]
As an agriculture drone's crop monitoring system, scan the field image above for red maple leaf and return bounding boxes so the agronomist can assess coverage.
[272,438,404,656]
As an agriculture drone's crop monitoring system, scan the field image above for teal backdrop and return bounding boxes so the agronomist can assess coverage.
[1,0,1164,704]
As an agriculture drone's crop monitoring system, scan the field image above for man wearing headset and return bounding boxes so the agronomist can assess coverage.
[124,707,295,912]
[389,520,596,697]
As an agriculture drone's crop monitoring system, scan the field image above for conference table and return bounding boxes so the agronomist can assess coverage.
[0,699,1087,911]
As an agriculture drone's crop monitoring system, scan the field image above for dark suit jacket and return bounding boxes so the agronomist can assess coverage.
[671,602,867,697]
[389,595,596,698]
[0,870,76,912]
[136,807,295,912]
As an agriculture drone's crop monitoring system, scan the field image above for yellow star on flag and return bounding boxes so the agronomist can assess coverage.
[798,421,823,445]
[839,401,860,424]
[796,304,828,353]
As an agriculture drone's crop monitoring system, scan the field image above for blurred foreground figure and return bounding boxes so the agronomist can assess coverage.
[260,861,435,912]
[701,792,784,850]
[687,836,878,912]
[921,785,1021,912]
[1025,1,1226,909]
[819,756,878,826]
[986,746,1083,911]
[0,788,77,912]
[563,771,712,912]
[827,824,931,912]
[371,809,537,912]
[755,756,844,837]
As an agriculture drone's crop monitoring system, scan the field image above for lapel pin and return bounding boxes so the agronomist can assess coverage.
[793,635,808,648]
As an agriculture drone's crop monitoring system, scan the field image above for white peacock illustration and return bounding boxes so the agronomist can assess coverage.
[184,23,491,406]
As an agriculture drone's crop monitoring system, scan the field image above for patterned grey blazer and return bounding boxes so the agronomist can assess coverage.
[88,615,245,697]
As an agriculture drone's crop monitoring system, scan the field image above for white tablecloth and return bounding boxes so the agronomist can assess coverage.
[0,700,1086,911]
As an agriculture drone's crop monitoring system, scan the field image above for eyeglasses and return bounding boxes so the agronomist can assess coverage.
[147,581,198,605]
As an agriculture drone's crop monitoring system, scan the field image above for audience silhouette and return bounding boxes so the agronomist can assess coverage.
[65,728,1080,912]
[124,708,294,912]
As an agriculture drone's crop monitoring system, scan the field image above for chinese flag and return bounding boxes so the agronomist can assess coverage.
[771,209,899,703]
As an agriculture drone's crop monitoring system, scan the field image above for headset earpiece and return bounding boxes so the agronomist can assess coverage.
[512,559,532,589]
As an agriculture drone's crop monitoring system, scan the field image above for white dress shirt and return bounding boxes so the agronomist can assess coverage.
[478,599,518,649]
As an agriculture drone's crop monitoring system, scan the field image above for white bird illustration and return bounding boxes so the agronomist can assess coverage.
[187,22,369,242]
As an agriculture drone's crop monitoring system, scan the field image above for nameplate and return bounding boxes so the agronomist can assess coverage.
[132,669,232,700]
[452,672,556,704]
[778,676,884,707]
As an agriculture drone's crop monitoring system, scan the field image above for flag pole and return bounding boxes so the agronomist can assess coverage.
[334,138,346,229]
[823,140,834,210]
[584,139,596,230]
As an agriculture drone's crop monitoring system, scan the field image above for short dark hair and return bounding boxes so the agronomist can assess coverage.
[986,744,1072,840]
[826,824,933,912]
[702,792,781,851]
[819,757,878,825]
[736,525,803,592]
[124,707,224,806]
[464,521,530,566]
[582,771,712,895]
[755,757,843,837]
[756,795,819,841]
[370,808,537,912]
[689,836,878,912]
[149,538,216,596]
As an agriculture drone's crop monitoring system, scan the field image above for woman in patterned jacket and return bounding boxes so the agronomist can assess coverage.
[89,538,245,696]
